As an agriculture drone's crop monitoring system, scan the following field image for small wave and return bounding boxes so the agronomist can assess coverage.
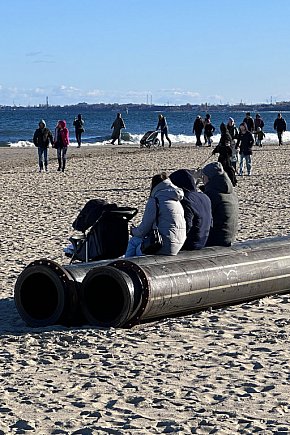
[5,131,290,148]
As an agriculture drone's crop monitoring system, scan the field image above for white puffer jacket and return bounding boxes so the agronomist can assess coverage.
[131,179,186,255]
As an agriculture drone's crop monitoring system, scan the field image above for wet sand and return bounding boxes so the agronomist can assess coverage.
[1,142,290,434]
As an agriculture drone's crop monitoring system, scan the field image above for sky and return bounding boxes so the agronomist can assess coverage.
[0,0,290,106]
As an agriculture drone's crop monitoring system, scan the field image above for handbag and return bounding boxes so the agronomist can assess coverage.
[141,198,163,255]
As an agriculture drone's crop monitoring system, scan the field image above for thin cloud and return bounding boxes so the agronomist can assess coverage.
[26,51,42,57]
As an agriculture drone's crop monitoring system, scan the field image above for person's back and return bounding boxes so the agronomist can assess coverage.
[130,176,186,255]
[169,169,212,250]
[202,162,238,247]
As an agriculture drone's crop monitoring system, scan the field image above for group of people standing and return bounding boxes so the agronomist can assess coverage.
[193,112,287,178]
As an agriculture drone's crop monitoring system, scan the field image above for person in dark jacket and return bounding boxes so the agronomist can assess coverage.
[202,162,238,247]
[156,114,172,147]
[73,114,85,148]
[169,169,212,250]
[192,115,204,146]
[212,123,237,187]
[204,117,215,146]
[236,122,254,176]
[243,112,255,133]
[111,113,126,145]
[254,113,264,145]
[274,113,287,146]
[33,119,54,172]
[227,117,239,172]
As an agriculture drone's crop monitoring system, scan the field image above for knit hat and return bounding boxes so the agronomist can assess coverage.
[39,119,46,127]
[202,162,224,179]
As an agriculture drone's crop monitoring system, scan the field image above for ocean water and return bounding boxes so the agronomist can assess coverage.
[0,107,289,147]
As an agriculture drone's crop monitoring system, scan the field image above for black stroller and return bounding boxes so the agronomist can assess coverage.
[65,199,138,263]
[140,130,160,148]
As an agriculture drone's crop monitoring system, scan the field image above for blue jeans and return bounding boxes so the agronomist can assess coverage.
[57,147,68,170]
[239,153,252,175]
[125,236,143,257]
[38,147,48,170]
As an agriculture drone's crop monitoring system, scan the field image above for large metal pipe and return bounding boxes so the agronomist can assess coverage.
[80,236,290,327]
[80,266,144,328]
[13,258,111,327]
[15,236,290,327]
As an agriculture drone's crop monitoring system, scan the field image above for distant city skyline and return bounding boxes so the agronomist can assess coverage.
[1,0,290,106]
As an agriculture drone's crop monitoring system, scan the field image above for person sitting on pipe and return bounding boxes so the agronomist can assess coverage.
[125,172,186,257]
[202,162,239,247]
[169,169,212,250]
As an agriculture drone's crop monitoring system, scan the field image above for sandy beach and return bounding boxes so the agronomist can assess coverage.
[1,142,290,434]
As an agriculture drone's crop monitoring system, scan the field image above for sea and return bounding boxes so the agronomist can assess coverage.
[0,106,289,148]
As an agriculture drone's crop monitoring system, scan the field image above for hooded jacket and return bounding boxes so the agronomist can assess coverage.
[204,168,238,247]
[213,123,232,158]
[55,120,70,147]
[169,169,212,250]
[212,123,237,187]
[131,178,186,255]
[227,123,239,141]
[33,120,54,148]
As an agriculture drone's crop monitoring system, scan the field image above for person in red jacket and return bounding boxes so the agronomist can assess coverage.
[54,120,70,172]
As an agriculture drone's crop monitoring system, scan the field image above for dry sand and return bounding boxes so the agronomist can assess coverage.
[1,143,290,434]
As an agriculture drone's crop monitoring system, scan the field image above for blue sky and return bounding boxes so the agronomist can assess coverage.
[0,0,289,106]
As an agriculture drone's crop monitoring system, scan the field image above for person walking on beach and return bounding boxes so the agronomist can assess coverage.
[274,113,287,146]
[111,113,125,145]
[192,115,204,146]
[243,112,255,133]
[33,119,54,172]
[54,120,70,172]
[236,122,254,176]
[73,114,85,148]
[156,114,172,147]
[204,116,215,147]
[227,117,239,172]
[256,127,265,147]
[254,113,264,145]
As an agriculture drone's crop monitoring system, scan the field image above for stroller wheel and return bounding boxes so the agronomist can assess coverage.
[153,138,160,147]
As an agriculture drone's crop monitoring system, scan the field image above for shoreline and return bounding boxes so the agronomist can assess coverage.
[0,140,287,169]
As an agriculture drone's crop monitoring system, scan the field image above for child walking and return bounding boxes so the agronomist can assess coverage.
[256,127,265,147]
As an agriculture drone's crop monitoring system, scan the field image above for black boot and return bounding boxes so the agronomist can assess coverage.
[62,160,66,172]
[57,158,61,171]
